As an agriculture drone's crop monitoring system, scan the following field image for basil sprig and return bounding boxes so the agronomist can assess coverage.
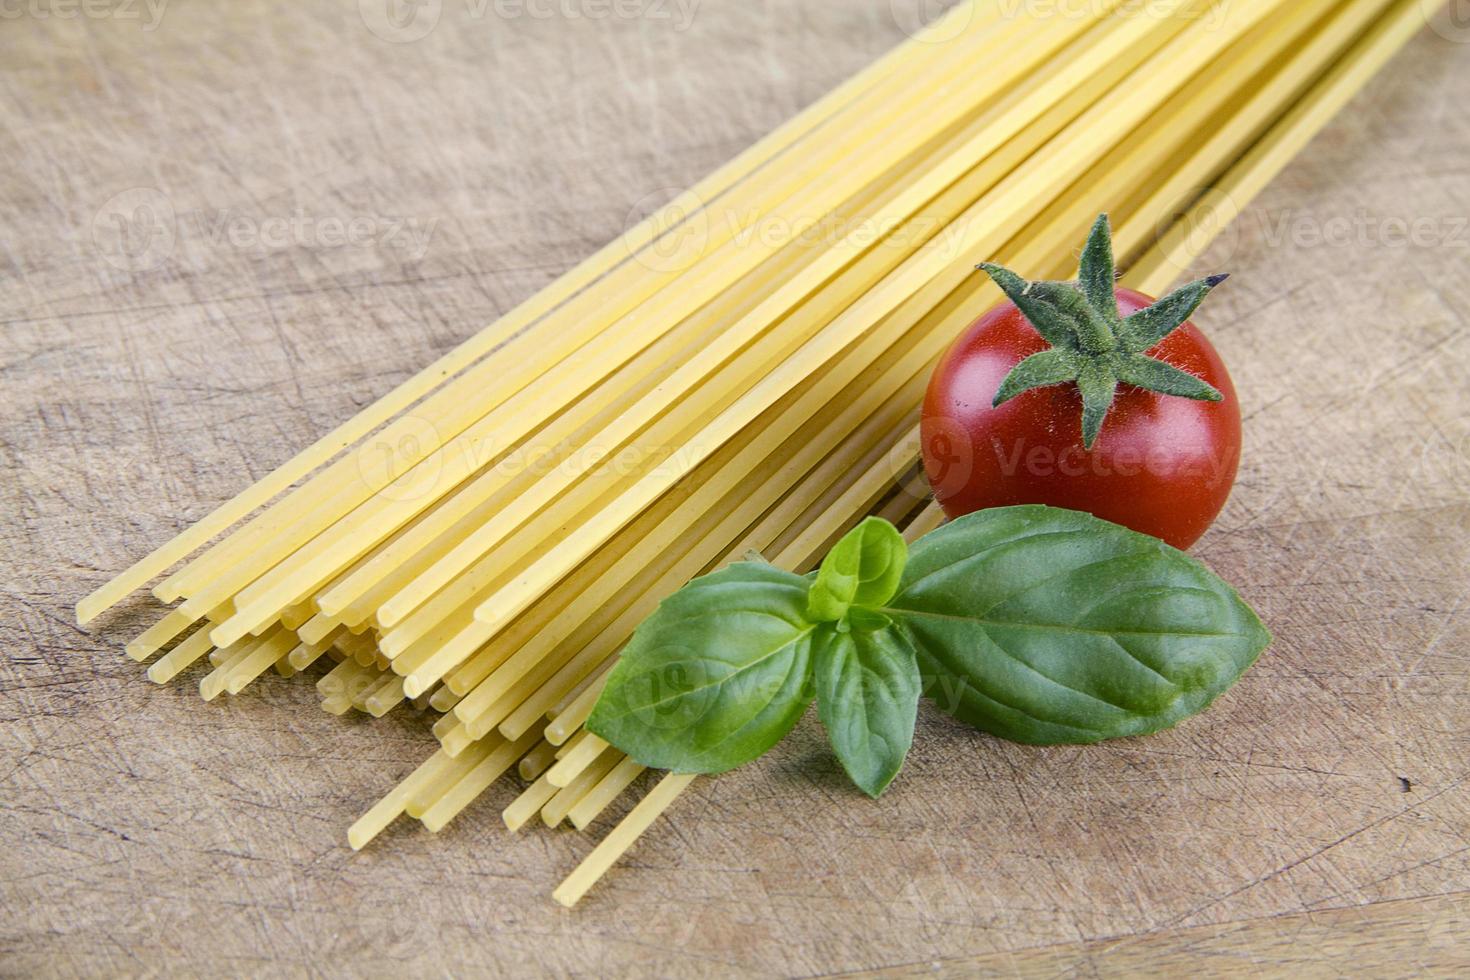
[588,506,1269,797]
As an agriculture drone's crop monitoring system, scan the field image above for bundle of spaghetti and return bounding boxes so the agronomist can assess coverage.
[81,0,1425,907]
[376,0,1228,749]
[105,0,1035,658]
[353,0,1409,888]
[109,0,1166,697]
[76,0,994,629]
[455,0,1411,887]
[550,0,1428,906]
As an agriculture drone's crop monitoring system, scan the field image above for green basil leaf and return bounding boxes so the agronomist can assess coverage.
[813,624,921,798]
[887,506,1269,745]
[587,562,818,774]
[808,517,908,624]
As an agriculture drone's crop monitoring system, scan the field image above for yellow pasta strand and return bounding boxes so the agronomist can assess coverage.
[541,750,624,829]
[567,757,649,833]
[546,734,611,789]
[504,776,560,834]
[518,740,560,783]
[553,773,697,908]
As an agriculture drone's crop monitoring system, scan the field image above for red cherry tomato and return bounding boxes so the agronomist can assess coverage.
[921,287,1241,551]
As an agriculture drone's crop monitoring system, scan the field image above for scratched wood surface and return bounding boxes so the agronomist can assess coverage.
[2,1,1468,976]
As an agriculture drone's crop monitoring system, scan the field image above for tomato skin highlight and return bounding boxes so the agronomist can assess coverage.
[921,287,1241,551]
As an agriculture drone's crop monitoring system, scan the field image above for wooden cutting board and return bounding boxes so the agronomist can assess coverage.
[2,2,1466,975]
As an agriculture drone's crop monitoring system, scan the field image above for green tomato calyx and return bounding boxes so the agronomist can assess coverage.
[976,213,1228,450]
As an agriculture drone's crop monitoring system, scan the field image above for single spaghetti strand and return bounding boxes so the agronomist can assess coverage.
[903,505,948,545]
[145,627,216,685]
[541,750,625,828]
[287,629,345,671]
[546,735,611,789]
[553,773,698,908]
[567,757,649,832]
[125,607,204,662]
[518,740,560,782]
[364,676,408,718]
[545,670,613,746]
[504,776,560,833]
[554,730,596,763]
[548,661,614,721]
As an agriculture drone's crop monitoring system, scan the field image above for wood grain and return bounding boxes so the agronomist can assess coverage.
[2,1,1467,975]
[847,893,1470,977]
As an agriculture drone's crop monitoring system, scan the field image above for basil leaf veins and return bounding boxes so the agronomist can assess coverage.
[886,506,1270,745]
[807,516,907,625]
[587,561,818,775]
[813,622,921,798]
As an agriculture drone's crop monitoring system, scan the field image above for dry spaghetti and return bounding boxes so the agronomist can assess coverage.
[82,0,1423,906]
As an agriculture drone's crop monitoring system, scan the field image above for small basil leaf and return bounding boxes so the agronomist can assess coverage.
[888,506,1269,745]
[813,624,921,798]
[808,517,908,624]
[588,561,818,774]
